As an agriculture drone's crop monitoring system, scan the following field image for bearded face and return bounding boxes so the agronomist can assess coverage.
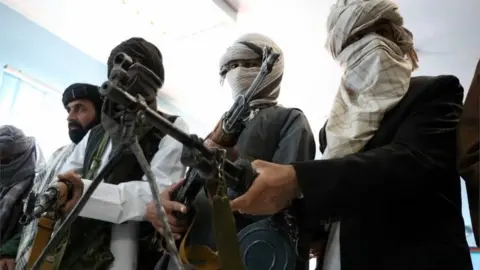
[66,99,99,144]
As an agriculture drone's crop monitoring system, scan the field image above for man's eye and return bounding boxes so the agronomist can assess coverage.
[244,63,254,68]
[229,63,239,69]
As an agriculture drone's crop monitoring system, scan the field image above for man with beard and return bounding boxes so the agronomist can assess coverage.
[64,83,103,144]
[49,37,188,270]
[228,1,473,270]
[0,126,43,270]
[3,83,103,270]
[149,33,317,270]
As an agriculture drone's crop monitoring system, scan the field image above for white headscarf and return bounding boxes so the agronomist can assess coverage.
[219,33,284,107]
[322,0,416,159]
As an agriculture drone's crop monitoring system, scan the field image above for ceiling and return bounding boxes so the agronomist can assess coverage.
[2,0,480,135]
[2,0,234,63]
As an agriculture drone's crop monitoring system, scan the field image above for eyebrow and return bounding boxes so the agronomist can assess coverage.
[67,103,85,111]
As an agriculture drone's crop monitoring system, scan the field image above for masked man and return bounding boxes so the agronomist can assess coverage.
[49,37,188,270]
[0,126,43,270]
[458,59,479,247]
[3,83,103,270]
[148,33,317,270]
[228,1,474,270]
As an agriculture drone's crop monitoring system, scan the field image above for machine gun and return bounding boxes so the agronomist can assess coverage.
[29,52,259,270]
[172,44,280,217]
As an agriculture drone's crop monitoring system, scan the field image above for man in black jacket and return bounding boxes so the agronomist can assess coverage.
[230,75,474,270]
[458,59,479,247]
[231,0,473,268]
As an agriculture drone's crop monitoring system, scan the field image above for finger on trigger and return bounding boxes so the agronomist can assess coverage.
[230,179,265,213]
[169,201,187,213]
[230,195,246,212]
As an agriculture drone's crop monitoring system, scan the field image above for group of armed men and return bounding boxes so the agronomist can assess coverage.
[0,0,478,269]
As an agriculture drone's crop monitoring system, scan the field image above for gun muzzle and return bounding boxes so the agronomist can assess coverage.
[33,181,73,217]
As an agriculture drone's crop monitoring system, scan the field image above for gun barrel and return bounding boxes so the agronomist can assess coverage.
[101,82,244,184]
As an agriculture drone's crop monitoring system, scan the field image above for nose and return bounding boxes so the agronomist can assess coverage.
[66,111,75,122]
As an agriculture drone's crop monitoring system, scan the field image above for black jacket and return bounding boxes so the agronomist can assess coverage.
[457,60,479,247]
[293,75,473,270]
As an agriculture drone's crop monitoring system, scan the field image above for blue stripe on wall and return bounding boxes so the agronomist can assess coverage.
[0,3,106,90]
[472,250,479,269]
[0,3,189,123]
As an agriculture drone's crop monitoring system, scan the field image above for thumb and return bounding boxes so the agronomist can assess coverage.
[230,175,267,213]
[251,159,269,172]
[57,170,80,180]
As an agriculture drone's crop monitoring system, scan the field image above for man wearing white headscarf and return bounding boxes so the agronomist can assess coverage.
[227,1,474,270]
[151,33,317,270]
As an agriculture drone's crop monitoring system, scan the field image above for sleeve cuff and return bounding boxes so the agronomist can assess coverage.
[292,161,318,198]
[291,160,328,228]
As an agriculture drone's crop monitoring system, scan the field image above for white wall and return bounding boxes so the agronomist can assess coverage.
[234,0,341,158]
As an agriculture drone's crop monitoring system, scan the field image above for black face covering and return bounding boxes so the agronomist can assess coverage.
[101,63,162,150]
[118,63,160,107]
[68,119,98,144]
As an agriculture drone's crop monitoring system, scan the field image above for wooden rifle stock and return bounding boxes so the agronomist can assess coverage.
[28,216,56,270]
[207,118,238,148]
[27,180,73,270]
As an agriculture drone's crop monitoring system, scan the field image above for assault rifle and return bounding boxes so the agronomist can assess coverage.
[172,43,280,217]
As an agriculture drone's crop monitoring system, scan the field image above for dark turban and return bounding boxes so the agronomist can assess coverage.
[107,37,165,89]
[62,83,103,115]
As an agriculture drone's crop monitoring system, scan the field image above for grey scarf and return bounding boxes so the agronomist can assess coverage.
[0,125,37,241]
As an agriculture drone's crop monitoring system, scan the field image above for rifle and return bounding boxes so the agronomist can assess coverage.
[172,44,280,215]
[163,44,279,270]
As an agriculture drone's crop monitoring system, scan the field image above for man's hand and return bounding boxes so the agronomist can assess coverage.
[56,170,83,214]
[204,139,239,161]
[145,180,188,240]
[230,160,299,215]
[0,258,15,270]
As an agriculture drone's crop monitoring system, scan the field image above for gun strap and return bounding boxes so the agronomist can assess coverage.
[28,217,56,270]
[179,183,245,270]
[210,191,245,270]
[85,133,109,179]
[179,215,220,270]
